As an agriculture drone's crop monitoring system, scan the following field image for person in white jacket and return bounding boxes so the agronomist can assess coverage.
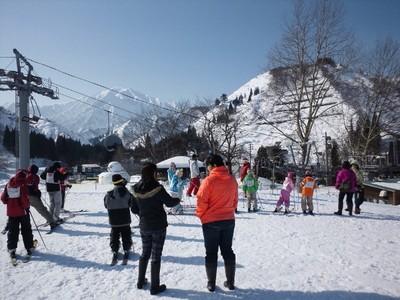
[186,154,200,197]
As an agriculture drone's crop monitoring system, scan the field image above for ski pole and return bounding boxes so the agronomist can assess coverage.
[164,208,183,223]
[29,210,48,251]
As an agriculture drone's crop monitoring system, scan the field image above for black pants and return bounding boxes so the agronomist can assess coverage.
[338,191,354,212]
[355,189,365,209]
[110,226,132,252]
[7,214,34,251]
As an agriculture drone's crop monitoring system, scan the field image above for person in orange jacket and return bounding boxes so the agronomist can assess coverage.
[299,170,318,215]
[196,154,238,292]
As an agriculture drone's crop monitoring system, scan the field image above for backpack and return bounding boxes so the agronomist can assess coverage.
[339,180,351,192]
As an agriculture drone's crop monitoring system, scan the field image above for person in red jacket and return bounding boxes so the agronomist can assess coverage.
[59,167,72,212]
[239,157,250,198]
[26,164,57,229]
[1,169,35,259]
[196,154,238,292]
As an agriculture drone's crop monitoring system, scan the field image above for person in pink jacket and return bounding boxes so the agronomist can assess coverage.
[273,172,296,214]
[196,154,238,292]
[334,161,357,216]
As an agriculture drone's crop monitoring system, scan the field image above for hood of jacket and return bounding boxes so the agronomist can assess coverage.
[131,180,162,200]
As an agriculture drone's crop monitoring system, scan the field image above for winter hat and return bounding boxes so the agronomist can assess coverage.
[288,172,296,179]
[305,170,312,176]
[28,164,39,174]
[170,162,176,168]
[350,159,359,166]
[242,157,249,163]
[191,153,198,159]
[112,174,125,185]
[53,162,61,169]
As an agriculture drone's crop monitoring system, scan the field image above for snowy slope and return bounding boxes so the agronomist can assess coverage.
[1,180,400,300]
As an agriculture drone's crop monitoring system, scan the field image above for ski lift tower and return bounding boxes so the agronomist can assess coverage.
[0,49,58,169]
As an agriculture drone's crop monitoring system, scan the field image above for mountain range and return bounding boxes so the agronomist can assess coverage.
[0,68,378,165]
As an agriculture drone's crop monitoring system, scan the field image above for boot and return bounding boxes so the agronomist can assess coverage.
[9,249,16,259]
[205,263,217,292]
[348,202,353,216]
[150,261,166,295]
[223,259,235,290]
[137,258,149,289]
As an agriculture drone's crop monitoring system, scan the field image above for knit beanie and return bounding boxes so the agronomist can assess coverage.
[112,174,125,185]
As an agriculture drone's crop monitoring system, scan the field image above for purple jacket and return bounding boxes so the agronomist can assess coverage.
[335,168,357,192]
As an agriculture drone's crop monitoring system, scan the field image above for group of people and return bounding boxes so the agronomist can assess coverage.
[1,161,72,261]
[104,154,237,295]
[2,154,365,295]
[241,158,364,217]
[334,159,364,215]
[165,153,202,214]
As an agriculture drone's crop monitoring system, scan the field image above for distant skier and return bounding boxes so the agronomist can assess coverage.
[299,170,318,215]
[186,154,201,197]
[167,162,176,185]
[59,167,72,212]
[168,168,185,214]
[40,162,68,224]
[242,169,259,212]
[26,164,57,229]
[350,160,364,214]
[273,172,296,214]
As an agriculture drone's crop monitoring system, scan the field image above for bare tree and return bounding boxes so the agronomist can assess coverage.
[123,100,196,161]
[196,97,243,173]
[265,0,356,167]
[346,38,400,158]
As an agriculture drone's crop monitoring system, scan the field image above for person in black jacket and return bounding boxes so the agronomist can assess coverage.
[40,162,67,224]
[130,162,180,296]
[104,174,133,264]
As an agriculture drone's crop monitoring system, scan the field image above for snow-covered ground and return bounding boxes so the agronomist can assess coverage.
[1,179,400,300]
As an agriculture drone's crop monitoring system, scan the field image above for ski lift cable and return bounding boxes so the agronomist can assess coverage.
[51,81,155,123]
[57,92,155,131]
[27,57,197,119]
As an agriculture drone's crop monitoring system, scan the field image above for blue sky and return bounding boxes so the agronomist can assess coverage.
[1,0,399,106]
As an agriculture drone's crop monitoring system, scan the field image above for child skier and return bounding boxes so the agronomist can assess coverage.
[242,169,259,212]
[104,174,133,265]
[273,172,296,214]
[299,170,318,215]
[169,168,185,214]
[1,169,36,263]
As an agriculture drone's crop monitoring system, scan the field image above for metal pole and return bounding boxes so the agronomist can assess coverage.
[18,89,30,169]
[325,132,329,186]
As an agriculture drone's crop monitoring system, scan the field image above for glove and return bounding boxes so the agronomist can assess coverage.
[67,184,72,189]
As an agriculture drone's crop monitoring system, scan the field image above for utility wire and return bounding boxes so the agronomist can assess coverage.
[27,57,196,118]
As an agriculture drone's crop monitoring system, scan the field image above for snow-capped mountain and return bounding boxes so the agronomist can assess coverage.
[32,87,174,144]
